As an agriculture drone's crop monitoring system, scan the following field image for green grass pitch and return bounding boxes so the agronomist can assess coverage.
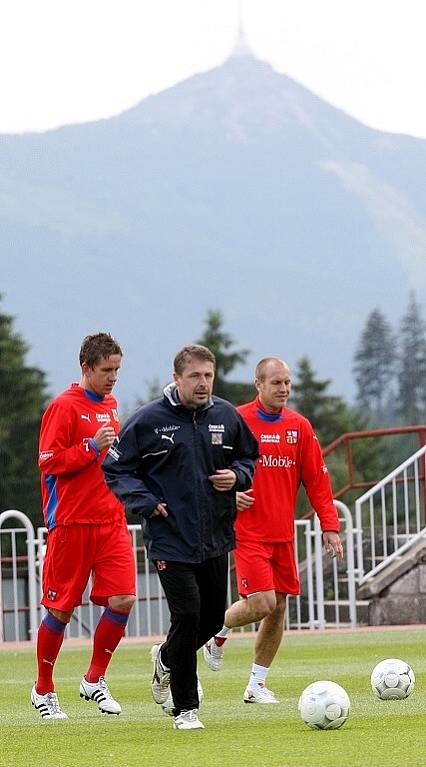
[1,629,425,767]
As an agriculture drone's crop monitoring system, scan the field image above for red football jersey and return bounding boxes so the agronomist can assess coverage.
[235,398,339,542]
[39,384,125,529]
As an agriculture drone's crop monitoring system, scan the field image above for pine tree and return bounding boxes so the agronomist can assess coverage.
[352,308,396,424]
[0,298,49,524]
[196,310,254,404]
[291,356,353,445]
[397,292,426,424]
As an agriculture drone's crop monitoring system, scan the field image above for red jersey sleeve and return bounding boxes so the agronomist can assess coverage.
[39,401,99,476]
[300,422,340,532]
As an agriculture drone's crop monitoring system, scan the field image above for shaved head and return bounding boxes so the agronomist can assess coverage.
[255,357,290,381]
[255,357,292,413]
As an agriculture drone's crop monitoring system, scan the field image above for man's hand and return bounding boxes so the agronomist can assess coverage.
[208,469,237,492]
[150,502,168,518]
[236,489,255,510]
[93,425,116,451]
[323,531,343,560]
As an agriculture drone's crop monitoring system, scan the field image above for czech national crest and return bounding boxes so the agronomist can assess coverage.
[286,430,298,444]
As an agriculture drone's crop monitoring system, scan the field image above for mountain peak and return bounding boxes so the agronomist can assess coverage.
[227,13,254,60]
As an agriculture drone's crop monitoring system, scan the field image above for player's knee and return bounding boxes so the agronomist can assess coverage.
[49,607,72,623]
[248,592,276,619]
[109,594,136,613]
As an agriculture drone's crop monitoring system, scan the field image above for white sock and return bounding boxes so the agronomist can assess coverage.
[248,663,269,689]
[215,626,231,639]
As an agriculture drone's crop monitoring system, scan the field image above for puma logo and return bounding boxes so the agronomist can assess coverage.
[161,434,175,444]
[81,413,91,422]
[43,658,54,666]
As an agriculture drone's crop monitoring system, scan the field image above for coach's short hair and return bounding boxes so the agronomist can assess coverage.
[79,333,122,369]
[255,357,289,381]
[174,344,216,374]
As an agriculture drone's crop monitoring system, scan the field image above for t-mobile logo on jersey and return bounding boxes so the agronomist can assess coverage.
[259,455,295,468]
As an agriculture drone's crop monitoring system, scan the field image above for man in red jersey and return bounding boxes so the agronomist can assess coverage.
[203,357,343,703]
[31,333,136,720]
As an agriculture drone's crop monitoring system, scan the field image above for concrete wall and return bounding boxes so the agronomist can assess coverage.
[368,563,426,625]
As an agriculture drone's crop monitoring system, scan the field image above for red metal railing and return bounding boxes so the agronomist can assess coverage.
[323,425,426,498]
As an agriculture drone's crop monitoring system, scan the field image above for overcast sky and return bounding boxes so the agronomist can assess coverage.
[1,0,425,138]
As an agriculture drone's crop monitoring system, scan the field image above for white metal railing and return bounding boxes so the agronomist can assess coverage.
[311,501,356,629]
[0,506,357,642]
[354,444,426,583]
[33,524,169,641]
[0,510,38,642]
[358,526,426,586]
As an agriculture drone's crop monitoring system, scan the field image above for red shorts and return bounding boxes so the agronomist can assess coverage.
[233,539,300,597]
[41,519,136,611]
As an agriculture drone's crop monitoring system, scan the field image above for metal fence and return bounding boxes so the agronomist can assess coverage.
[0,502,357,643]
[355,444,426,585]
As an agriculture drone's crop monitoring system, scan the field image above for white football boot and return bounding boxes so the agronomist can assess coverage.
[173,709,205,730]
[79,676,122,714]
[203,637,225,671]
[150,643,171,704]
[243,683,279,704]
[31,685,68,720]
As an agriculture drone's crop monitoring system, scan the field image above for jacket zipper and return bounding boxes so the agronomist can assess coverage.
[192,409,204,560]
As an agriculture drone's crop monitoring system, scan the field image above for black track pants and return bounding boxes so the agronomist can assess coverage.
[156,553,228,715]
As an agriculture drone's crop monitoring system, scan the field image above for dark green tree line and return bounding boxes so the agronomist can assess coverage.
[353,293,426,428]
[0,297,49,525]
[291,357,385,511]
[195,313,387,505]
[353,308,396,422]
[291,356,354,445]
[4,293,425,530]
[197,309,254,404]
[397,292,426,425]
